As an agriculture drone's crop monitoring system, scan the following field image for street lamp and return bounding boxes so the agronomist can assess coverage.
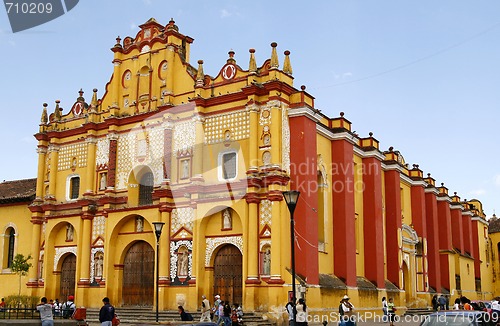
[152,221,165,323]
[282,190,300,325]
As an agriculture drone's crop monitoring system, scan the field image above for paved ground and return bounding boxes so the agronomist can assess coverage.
[87,318,423,326]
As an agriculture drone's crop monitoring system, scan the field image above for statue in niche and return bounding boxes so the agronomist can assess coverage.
[136,216,144,232]
[66,224,74,241]
[263,248,271,275]
[177,247,189,277]
[94,252,104,279]
[39,256,44,279]
[99,173,107,190]
[222,208,232,229]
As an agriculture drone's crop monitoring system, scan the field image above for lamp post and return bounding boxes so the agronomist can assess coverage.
[282,190,300,325]
[152,222,165,323]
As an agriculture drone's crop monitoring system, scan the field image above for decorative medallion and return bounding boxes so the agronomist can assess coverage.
[222,64,236,80]
[72,102,83,116]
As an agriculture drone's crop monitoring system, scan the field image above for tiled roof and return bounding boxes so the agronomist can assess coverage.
[489,215,500,234]
[0,178,37,204]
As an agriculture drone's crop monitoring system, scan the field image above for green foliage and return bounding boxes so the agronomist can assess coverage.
[4,295,40,307]
[10,254,33,295]
[10,254,33,276]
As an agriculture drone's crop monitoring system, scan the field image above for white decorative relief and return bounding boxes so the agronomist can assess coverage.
[92,216,106,241]
[96,138,110,167]
[260,200,272,226]
[282,106,290,173]
[170,240,193,281]
[171,207,194,235]
[204,110,250,144]
[148,128,164,185]
[260,240,271,251]
[173,121,196,154]
[205,236,243,267]
[54,247,77,271]
[57,142,88,171]
[116,132,135,189]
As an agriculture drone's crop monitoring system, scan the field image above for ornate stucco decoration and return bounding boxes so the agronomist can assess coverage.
[402,224,419,245]
[205,236,243,267]
[171,207,194,236]
[204,109,250,144]
[170,240,193,281]
[96,138,110,168]
[54,247,77,271]
[173,120,196,154]
[57,143,88,171]
[92,216,106,241]
[260,200,272,227]
[282,106,290,173]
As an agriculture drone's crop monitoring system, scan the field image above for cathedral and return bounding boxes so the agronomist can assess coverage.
[0,18,497,319]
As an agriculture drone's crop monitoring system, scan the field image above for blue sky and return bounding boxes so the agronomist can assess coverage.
[0,1,499,217]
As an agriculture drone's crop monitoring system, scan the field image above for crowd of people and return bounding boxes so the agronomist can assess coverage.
[178,294,244,325]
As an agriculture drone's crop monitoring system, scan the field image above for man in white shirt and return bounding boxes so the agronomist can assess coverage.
[200,295,211,322]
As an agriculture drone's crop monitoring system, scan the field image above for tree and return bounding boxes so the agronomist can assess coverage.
[11,254,33,295]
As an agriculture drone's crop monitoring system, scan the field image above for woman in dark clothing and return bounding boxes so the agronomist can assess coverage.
[178,306,193,321]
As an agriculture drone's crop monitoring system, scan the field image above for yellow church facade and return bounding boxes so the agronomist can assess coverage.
[0,18,497,319]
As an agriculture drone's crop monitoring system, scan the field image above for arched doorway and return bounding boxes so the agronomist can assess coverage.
[213,244,242,305]
[402,261,411,304]
[122,241,154,306]
[60,254,76,299]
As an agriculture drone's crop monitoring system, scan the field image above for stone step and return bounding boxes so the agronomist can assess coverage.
[84,308,275,326]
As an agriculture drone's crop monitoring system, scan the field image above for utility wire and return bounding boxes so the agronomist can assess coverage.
[310,21,500,90]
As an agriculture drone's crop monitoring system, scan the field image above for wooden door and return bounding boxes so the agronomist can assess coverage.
[122,241,154,306]
[213,244,242,305]
[60,254,76,300]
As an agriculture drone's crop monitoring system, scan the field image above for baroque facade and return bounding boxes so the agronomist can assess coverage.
[0,18,497,317]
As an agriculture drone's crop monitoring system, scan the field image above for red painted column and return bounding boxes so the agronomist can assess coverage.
[362,156,385,288]
[437,193,453,291]
[462,212,473,256]
[425,185,441,292]
[471,218,481,279]
[289,114,319,284]
[450,196,464,254]
[384,168,402,288]
[410,167,428,291]
[331,138,357,287]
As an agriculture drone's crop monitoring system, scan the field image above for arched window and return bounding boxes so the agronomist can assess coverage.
[139,172,154,206]
[7,228,15,268]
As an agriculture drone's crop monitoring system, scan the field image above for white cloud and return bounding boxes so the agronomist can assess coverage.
[469,189,486,196]
[220,9,232,18]
[143,0,152,4]
[495,174,500,186]
[130,23,137,30]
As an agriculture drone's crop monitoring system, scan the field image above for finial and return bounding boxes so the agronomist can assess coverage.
[115,36,122,48]
[389,146,394,152]
[454,192,457,196]
[227,50,236,64]
[196,60,204,87]
[416,164,419,168]
[166,18,179,31]
[54,100,61,120]
[441,182,444,187]
[301,85,306,91]
[427,173,431,177]
[91,88,98,107]
[369,132,373,137]
[40,103,48,124]
[77,89,85,102]
[249,49,257,73]
[270,42,279,68]
[283,50,292,75]
[340,111,344,117]
[413,164,417,168]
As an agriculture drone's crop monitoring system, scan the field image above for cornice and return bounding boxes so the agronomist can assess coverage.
[288,106,322,122]
[424,187,439,195]
[437,195,451,203]
[471,216,488,225]
[317,125,357,145]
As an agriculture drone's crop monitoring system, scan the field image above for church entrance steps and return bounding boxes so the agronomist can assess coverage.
[84,307,276,325]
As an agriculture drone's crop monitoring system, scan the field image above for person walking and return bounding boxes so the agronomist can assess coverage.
[340,295,355,326]
[221,301,232,326]
[382,297,388,322]
[99,297,115,326]
[387,298,396,326]
[296,298,308,326]
[213,295,221,324]
[37,297,54,326]
[200,295,211,322]
[286,297,296,326]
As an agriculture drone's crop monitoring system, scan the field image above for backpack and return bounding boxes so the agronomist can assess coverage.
[202,301,206,308]
[62,301,75,319]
